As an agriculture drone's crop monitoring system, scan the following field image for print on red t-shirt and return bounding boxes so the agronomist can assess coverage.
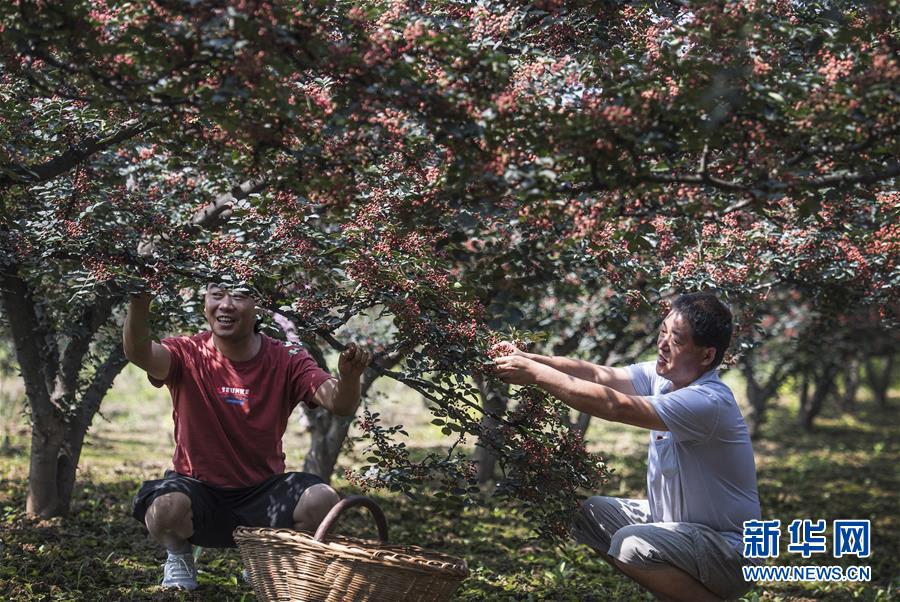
[218,386,251,414]
[149,331,332,487]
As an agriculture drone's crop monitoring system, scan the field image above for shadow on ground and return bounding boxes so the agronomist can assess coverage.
[1,401,897,601]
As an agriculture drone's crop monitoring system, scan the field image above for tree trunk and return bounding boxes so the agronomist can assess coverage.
[278,314,402,484]
[740,352,788,439]
[26,419,66,517]
[295,335,347,482]
[472,375,508,484]
[59,345,128,512]
[865,355,894,407]
[24,393,95,518]
[2,174,248,517]
[1,263,128,517]
[573,411,592,435]
[838,360,860,412]
[303,408,355,481]
[799,364,838,431]
[25,345,129,517]
[1,268,62,517]
[798,371,814,431]
[798,372,810,416]
[57,424,84,515]
[743,366,766,438]
[302,356,398,482]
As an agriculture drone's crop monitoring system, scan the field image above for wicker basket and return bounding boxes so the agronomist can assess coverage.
[233,495,468,601]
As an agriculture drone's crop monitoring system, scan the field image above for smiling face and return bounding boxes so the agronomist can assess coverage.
[204,285,257,342]
[655,310,717,389]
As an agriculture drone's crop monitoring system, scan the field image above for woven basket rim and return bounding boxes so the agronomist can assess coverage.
[233,526,469,578]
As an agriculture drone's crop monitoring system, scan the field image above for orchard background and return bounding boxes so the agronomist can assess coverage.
[0,0,897,600]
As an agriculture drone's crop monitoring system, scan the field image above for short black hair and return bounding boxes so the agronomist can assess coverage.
[671,292,733,368]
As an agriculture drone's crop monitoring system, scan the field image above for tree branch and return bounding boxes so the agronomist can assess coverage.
[643,161,900,197]
[0,267,54,424]
[0,119,152,190]
[190,178,267,229]
[312,326,515,427]
[798,163,900,189]
[784,127,898,168]
[639,171,750,193]
[698,144,709,176]
[77,343,129,430]
[57,296,118,400]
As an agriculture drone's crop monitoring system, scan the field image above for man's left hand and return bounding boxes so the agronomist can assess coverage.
[493,354,540,385]
[338,343,371,381]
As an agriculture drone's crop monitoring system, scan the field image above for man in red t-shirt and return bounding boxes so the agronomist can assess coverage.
[123,284,370,590]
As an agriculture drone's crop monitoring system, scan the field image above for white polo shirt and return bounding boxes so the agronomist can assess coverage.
[627,361,761,548]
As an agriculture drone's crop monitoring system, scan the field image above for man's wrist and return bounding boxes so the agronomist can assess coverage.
[331,376,361,411]
[337,371,362,384]
[529,360,553,386]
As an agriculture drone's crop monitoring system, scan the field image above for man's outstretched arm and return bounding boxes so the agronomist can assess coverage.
[313,343,371,416]
[123,293,171,381]
[491,342,638,395]
[493,353,665,431]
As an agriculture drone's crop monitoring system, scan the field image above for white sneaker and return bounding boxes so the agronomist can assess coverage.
[161,549,198,590]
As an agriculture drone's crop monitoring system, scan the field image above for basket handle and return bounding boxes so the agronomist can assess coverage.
[314,495,389,544]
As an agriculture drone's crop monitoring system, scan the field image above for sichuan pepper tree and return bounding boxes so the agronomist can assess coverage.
[1,1,896,536]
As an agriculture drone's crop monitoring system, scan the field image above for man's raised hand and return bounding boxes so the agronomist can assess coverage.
[338,342,371,381]
[489,341,522,358]
[493,353,540,385]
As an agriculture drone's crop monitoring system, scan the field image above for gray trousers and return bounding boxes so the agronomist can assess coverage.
[572,496,753,600]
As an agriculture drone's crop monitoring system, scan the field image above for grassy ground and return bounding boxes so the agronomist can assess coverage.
[0,365,897,601]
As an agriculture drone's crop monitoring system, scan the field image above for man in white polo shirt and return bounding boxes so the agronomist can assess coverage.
[492,292,759,601]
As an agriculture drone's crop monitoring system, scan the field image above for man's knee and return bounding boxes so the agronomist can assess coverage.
[580,495,618,516]
[609,525,661,568]
[292,484,340,529]
[575,495,622,530]
[572,496,620,550]
[146,492,192,531]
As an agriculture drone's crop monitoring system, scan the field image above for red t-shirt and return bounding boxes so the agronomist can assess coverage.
[149,331,332,487]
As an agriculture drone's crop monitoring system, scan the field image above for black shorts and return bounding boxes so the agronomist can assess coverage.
[131,470,326,548]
